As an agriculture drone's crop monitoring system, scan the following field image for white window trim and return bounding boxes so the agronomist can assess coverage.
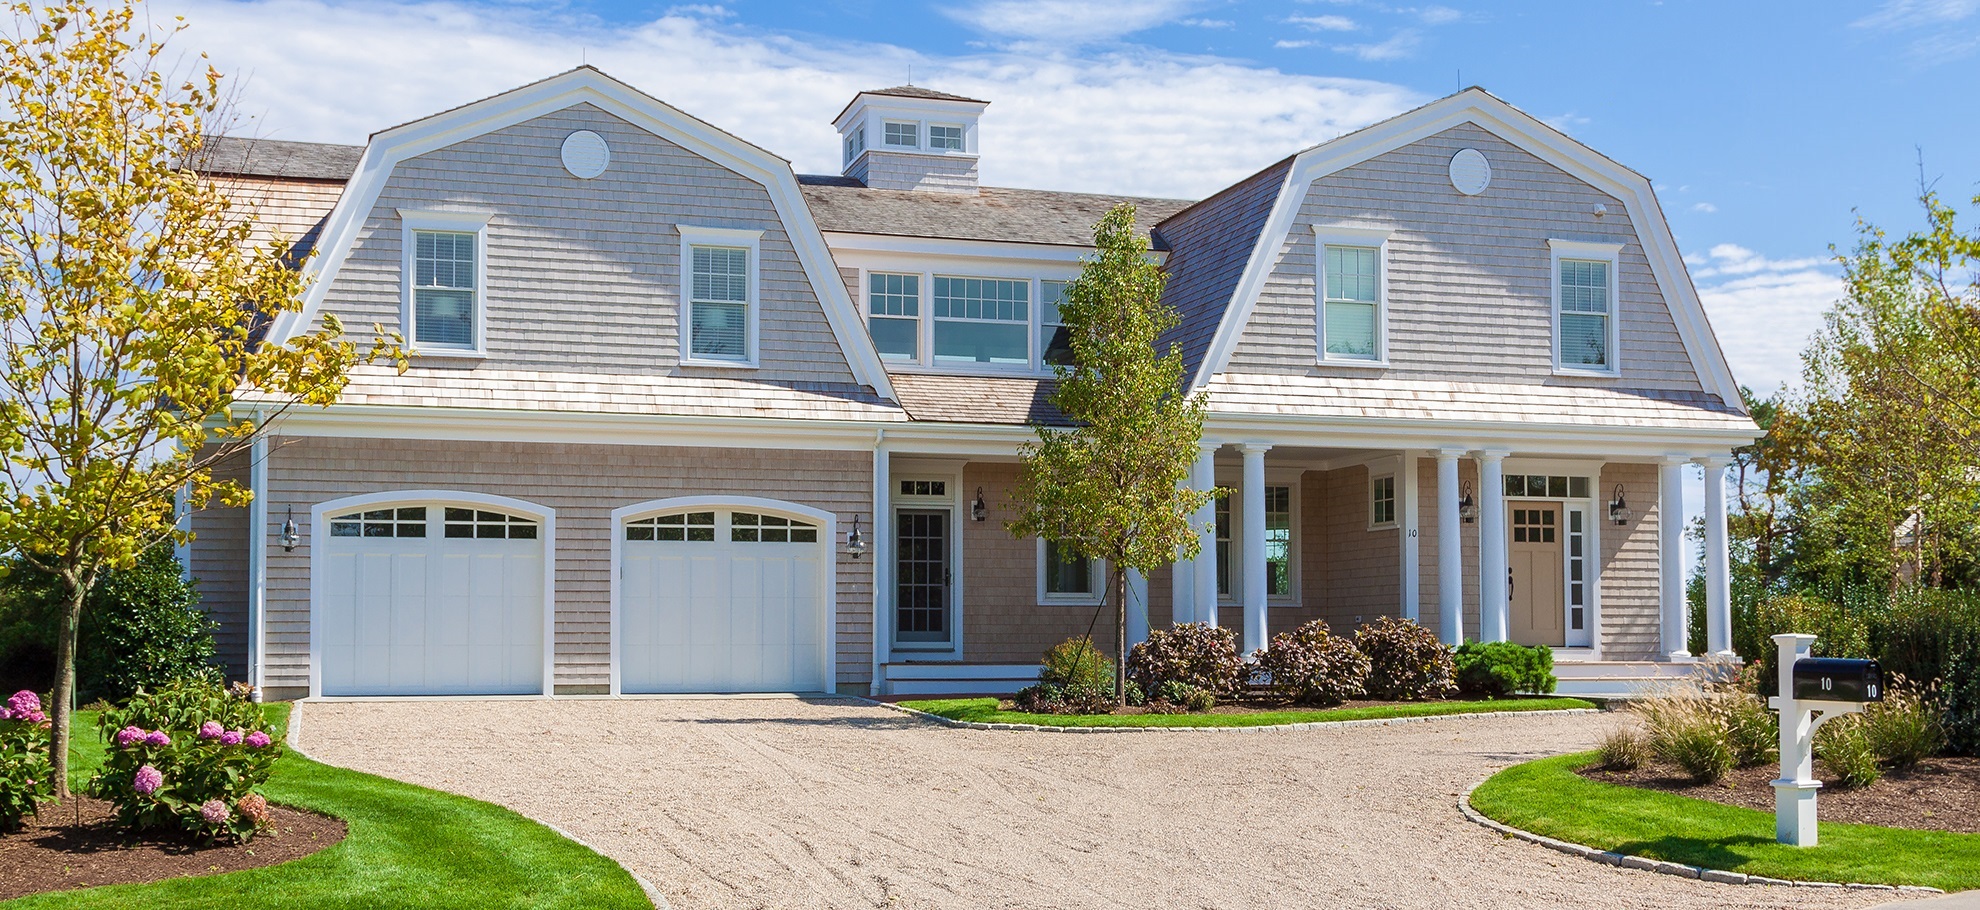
[926,122,968,154]
[1548,238,1624,378]
[1312,225,1392,368]
[399,209,492,359]
[1036,537,1105,606]
[928,272,1038,373]
[843,125,866,167]
[889,469,965,657]
[1368,472,1399,531]
[1215,470,1301,606]
[678,225,764,369]
[882,119,920,150]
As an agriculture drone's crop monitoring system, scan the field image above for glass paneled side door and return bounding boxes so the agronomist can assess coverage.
[895,509,951,645]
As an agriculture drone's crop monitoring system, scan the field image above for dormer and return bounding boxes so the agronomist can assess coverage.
[833,86,988,194]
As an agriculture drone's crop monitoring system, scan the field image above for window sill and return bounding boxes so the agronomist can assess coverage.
[886,363,1055,379]
[1315,358,1390,369]
[1368,522,1399,532]
[1551,366,1620,379]
[409,347,487,362]
[891,643,957,654]
[680,357,760,370]
[1039,597,1103,608]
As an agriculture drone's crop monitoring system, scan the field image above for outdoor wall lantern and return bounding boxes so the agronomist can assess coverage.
[844,515,867,559]
[280,506,300,552]
[971,488,988,522]
[1458,482,1478,523]
[1608,485,1630,526]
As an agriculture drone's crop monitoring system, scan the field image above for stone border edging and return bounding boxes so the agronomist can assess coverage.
[861,696,1599,733]
[1457,777,1945,895]
[287,702,671,910]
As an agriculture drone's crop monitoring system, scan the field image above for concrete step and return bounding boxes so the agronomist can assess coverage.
[884,663,1039,696]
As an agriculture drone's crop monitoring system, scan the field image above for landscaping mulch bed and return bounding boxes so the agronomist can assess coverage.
[1580,756,1980,835]
[0,795,345,900]
[994,696,1466,715]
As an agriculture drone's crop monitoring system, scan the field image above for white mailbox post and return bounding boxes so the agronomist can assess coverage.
[1766,633,1865,847]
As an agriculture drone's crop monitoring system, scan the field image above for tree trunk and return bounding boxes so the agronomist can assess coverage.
[50,577,85,800]
[1114,567,1128,708]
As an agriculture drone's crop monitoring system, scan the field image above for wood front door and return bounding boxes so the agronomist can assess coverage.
[1509,504,1565,647]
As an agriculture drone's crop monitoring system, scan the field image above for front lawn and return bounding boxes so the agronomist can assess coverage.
[5,706,650,909]
[1469,751,1980,892]
[901,696,1594,728]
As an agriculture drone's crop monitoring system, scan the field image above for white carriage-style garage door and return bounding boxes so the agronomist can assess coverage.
[620,508,829,694]
[318,505,546,696]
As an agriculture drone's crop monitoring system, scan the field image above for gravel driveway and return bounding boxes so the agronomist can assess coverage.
[297,698,1892,910]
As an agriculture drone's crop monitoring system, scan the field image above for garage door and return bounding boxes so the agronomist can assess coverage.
[620,508,828,693]
[318,505,545,696]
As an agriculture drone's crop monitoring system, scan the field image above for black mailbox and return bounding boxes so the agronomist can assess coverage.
[1792,658,1883,703]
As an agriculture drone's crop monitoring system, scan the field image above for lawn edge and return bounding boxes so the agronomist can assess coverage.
[866,696,1599,732]
[1458,760,1947,894]
[287,702,670,910]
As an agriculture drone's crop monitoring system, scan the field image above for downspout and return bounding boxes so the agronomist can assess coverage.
[247,429,268,702]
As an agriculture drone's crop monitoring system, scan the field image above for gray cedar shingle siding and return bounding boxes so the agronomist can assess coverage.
[317,103,863,387]
[1153,158,1293,383]
[251,436,874,693]
[1225,123,1708,394]
[1600,462,1662,661]
[189,450,253,681]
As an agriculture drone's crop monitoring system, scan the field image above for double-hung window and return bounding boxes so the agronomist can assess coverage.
[868,272,919,361]
[933,276,1028,366]
[843,126,865,166]
[1039,279,1073,367]
[1549,239,1622,374]
[1039,539,1100,603]
[1264,485,1292,597]
[401,209,491,355]
[884,121,918,148]
[1370,474,1397,529]
[1314,227,1389,364]
[679,226,762,365]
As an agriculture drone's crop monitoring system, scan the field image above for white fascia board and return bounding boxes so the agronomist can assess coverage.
[823,232,1114,265]
[266,68,896,402]
[834,94,989,132]
[1190,89,1746,413]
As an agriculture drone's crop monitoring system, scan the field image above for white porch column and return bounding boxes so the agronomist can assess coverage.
[1659,457,1691,659]
[1436,448,1465,645]
[1240,443,1272,655]
[1126,569,1150,648]
[1192,443,1220,627]
[1477,450,1509,643]
[869,439,891,695]
[1170,553,1194,627]
[1700,455,1735,656]
[1401,452,1421,622]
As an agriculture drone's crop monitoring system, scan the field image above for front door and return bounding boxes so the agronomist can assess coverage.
[895,509,951,646]
[1509,504,1566,647]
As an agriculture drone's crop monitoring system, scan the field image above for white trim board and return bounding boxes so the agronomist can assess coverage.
[1191,87,1746,413]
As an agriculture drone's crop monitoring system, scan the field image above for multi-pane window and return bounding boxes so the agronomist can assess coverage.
[1265,485,1292,597]
[1567,510,1587,632]
[1371,474,1397,527]
[883,121,918,148]
[329,507,427,538]
[1504,475,1591,499]
[899,479,947,497]
[1042,540,1093,597]
[689,245,749,360]
[843,126,865,165]
[731,512,818,543]
[624,511,716,542]
[1214,493,1232,597]
[412,231,476,348]
[1512,508,1556,544]
[1323,244,1379,360]
[928,124,964,151]
[443,508,538,539]
[1040,279,1074,367]
[933,276,1028,365]
[868,272,920,361]
[1558,258,1611,370]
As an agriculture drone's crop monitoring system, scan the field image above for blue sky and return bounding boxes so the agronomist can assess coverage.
[164,0,1980,394]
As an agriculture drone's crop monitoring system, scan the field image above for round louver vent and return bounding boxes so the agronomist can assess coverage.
[1449,148,1491,196]
[560,130,610,179]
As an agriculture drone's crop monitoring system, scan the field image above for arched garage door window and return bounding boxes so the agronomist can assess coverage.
[614,502,831,695]
[313,494,552,698]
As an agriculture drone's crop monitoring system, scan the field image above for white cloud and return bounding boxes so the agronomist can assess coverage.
[663,4,732,18]
[1275,39,1319,48]
[943,0,1201,43]
[1853,0,1980,63]
[1179,17,1234,28]
[1419,5,1463,25]
[1289,14,1357,30]
[1691,201,1717,213]
[1542,111,1589,131]
[160,0,1423,200]
[1687,244,1842,393]
[1334,28,1420,60]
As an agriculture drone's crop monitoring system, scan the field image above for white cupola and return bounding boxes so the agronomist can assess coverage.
[833,86,988,194]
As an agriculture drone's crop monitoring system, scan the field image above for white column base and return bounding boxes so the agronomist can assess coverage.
[1772,778,1822,846]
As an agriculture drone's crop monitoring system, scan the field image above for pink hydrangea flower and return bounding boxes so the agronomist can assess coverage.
[245,731,272,749]
[114,726,145,748]
[198,721,224,740]
[219,730,243,746]
[6,691,39,717]
[199,799,229,825]
[143,730,170,748]
[133,764,163,796]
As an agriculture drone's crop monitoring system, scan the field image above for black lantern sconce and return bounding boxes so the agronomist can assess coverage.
[1458,481,1478,524]
[844,515,868,559]
[971,487,988,522]
[280,505,300,552]
[1609,484,1630,526]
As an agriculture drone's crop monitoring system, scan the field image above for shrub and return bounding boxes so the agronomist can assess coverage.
[1127,623,1246,697]
[1745,593,1872,693]
[1354,617,1456,701]
[1012,683,1114,715]
[1871,589,1980,754]
[1715,686,1779,768]
[1859,677,1946,768]
[89,680,281,842]
[1153,680,1216,713]
[0,691,55,832]
[0,546,219,701]
[1595,725,1650,772]
[1039,638,1114,692]
[1452,642,1555,697]
[1816,715,1882,789]
[1255,620,1370,707]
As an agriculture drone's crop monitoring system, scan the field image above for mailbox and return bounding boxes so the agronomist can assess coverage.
[1791,657,1883,703]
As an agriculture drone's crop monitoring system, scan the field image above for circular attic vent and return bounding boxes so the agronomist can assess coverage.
[560,130,610,179]
[1449,148,1491,195]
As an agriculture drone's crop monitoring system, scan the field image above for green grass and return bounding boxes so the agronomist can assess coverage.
[900,695,1595,728]
[1469,751,1980,892]
[6,707,651,910]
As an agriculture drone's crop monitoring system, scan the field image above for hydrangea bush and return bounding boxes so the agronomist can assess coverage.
[0,691,56,831]
[89,681,281,842]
